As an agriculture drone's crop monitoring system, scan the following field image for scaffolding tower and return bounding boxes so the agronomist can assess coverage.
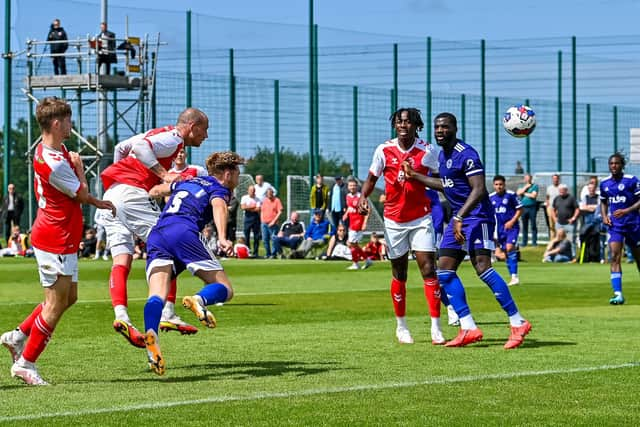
[20,32,160,227]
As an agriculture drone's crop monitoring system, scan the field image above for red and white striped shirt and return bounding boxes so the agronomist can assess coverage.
[101,126,184,192]
[169,164,207,179]
[369,138,438,223]
[31,143,83,254]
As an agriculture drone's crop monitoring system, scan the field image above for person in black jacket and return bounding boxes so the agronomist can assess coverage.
[97,22,117,74]
[1,183,24,242]
[47,19,68,75]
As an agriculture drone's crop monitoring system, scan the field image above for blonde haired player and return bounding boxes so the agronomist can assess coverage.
[95,108,209,347]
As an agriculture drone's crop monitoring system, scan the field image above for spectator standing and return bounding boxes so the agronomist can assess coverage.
[225,195,239,244]
[93,210,109,260]
[240,185,261,257]
[272,211,305,258]
[2,183,25,243]
[514,161,524,175]
[328,176,347,232]
[254,174,276,202]
[47,19,68,75]
[260,188,283,258]
[516,173,539,247]
[97,22,116,74]
[552,184,580,250]
[579,182,599,227]
[545,174,561,239]
[309,174,329,212]
[579,175,599,201]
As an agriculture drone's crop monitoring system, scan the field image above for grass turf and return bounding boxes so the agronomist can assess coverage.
[0,248,639,425]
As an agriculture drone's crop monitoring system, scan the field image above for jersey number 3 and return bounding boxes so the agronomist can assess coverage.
[166,190,189,214]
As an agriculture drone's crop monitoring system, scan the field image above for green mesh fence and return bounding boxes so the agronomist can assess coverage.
[5,0,640,193]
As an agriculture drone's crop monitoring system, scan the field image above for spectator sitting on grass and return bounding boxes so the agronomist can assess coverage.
[543,228,574,263]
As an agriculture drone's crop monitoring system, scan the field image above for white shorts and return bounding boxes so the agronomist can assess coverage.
[348,230,363,244]
[33,247,78,287]
[384,214,436,260]
[95,184,162,256]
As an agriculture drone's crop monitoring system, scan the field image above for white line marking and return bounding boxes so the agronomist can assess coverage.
[1,362,637,422]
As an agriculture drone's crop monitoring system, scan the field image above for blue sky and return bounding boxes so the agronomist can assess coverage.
[2,0,640,118]
[4,0,640,50]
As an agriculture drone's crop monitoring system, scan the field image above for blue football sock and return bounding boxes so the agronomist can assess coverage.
[611,272,622,293]
[479,268,518,316]
[440,285,451,307]
[197,283,229,306]
[144,295,164,334]
[507,250,518,275]
[436,270,470,318]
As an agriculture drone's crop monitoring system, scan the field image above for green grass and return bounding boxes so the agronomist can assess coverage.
[1,249,639,425]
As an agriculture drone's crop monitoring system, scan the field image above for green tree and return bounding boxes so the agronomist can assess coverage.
[244,146,351,195]
[0,116,83,229]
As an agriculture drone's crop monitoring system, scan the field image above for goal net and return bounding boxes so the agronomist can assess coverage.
[286,175,385,234]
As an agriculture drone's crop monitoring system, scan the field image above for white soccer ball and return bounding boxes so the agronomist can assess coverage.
[503,105,536,138]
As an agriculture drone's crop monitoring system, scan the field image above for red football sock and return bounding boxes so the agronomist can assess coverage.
[423,278,441,318]
[18,303,44,336]
[21,314,54,363]
[350,245,365,262]
[390,278,406,317]
[167,277,177,304]
[109,264,130,307]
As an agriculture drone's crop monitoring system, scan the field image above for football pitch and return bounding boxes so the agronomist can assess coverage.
[1,253,639,425]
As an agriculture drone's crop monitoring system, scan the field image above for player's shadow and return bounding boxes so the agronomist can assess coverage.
[102,360,341,384]
[164,360,341,383]
[467,338,577,349]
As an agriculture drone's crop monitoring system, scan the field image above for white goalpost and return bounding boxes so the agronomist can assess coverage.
[286,175,385,234]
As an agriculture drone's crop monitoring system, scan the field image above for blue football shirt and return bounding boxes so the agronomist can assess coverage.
[159,176,232,231]
[599,174,640,228]
[438,140,494,221]
[490,190,522,230]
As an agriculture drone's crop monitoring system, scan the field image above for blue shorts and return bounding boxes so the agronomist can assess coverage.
[497,225,519,250]
[440,218,496,253]
[146,222,222,280]
[608,224,640,248]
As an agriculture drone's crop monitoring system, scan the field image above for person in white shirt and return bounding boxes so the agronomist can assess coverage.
[254,175,276,202]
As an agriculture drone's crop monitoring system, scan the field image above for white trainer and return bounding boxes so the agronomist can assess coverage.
[396,326,414,344]
[508,277,520,287]
[346,263,360,270]
[446,305,460,326]
[431,329,446,345]
[1,329,25,363]
[11,359,49,386]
